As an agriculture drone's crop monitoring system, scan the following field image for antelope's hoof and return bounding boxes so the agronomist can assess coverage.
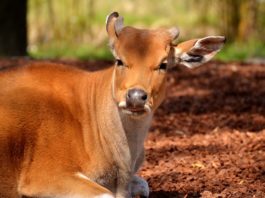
[130,175,149,198]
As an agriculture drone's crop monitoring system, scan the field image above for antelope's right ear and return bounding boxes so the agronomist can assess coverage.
[172,36,226,68]
[106,12,124,45]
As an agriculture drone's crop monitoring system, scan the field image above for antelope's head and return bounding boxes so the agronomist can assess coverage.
[106,12,225,117]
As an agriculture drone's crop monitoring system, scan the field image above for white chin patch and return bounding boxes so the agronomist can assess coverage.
[144,104,151,113]
[118,101,127,108]
[118,101,151,117]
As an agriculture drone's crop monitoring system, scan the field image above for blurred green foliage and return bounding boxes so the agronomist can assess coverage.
[28,0,265,61]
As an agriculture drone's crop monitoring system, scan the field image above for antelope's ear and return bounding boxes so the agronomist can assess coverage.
[106,12,124,42]
[173,36,226,68]
[106,12,124,57]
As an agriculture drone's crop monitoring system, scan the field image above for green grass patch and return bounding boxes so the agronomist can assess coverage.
[29,43,113,60]
[30,40,265,62]
[216,41,265,62]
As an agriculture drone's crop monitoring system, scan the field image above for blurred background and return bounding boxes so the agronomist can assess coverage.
[0,2,264,196]
[0,0,265,61]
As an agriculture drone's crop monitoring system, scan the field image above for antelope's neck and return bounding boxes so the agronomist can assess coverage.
[91,68,131,171]
[100,67,152,170]
[82,67,151,174]
[120,111,152,168]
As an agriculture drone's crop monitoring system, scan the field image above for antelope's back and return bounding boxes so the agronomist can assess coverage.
[0,63,86,197]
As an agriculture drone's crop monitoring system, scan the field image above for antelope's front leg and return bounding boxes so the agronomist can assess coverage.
[129,175,149,198]
[129,149,149,198]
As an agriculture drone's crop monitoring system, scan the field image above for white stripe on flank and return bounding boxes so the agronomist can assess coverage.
[95,194,114,198]
[75,172,92,182]
[73,173,114,198]
[58,194,114,198]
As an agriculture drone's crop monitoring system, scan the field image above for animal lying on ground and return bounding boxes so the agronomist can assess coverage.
[0,12,225,198]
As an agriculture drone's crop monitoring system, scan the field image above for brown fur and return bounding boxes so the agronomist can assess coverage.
[0,63,117,197]
[0,12,225,198]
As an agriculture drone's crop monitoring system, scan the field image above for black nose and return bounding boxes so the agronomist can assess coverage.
[126,88,148,108]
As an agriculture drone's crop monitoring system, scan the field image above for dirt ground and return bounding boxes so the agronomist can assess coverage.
[0,58,264,198]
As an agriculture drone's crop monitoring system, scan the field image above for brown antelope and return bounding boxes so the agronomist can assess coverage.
[0,12,225,198]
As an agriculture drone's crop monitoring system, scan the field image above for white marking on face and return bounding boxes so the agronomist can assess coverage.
[121,109,133,115]
[118,101,127,108]
[119,101,152,117]
[144,104,151,113]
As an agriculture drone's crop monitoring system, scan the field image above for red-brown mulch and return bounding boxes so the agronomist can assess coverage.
[142,61,265,198]
[1,58,264,198]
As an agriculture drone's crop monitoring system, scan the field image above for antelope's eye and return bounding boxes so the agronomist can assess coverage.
[159,62,167,70]
[116,59,124,67]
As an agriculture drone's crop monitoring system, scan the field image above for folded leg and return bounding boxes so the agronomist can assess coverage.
[18,172,114,198]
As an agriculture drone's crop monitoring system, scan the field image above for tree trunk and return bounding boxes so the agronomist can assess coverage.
[218,0,241,42]
[0,0,28,56]
[238,0,258,41]
[87,0,95,38]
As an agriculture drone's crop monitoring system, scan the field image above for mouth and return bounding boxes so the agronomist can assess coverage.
[122,108,146,116]
[118,101,151,116]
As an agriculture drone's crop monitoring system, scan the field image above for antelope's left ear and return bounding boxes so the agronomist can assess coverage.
[172,36,226,68]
